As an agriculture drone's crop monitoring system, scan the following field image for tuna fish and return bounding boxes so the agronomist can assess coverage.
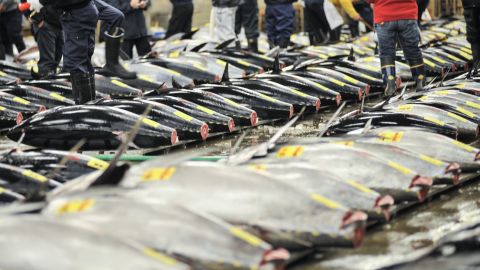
[94,74,143,97]
[5,84,74,108]
[124,62,195,88]
[7,105,178,150]
[0,163,51,200]
[0,187,24,203]
[0,90,45,113]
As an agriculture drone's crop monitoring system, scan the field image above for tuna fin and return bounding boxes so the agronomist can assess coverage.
[272,53,281,74]
[215,38,235,50]
[266,46,280,58]
[317,101,346,137]
[171,77,182,89]
[361,118,373,134]
[181,28,199,40]
[221,62,230,84]
[348,47,355,62]
[190,42,207,52]
[227,106,306,165]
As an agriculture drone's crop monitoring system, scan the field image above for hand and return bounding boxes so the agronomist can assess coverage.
[138,0,146,9]
[351,14,362,21]
[38,20,44,28]
[130,0,141,9]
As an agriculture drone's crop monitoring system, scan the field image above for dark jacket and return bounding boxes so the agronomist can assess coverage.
[37,1,62,29]
[463,0,480,8]
[0,0,19,12]
[171,0,192,5]
[212,0,240,8]
[264,0,296,5]
[40,0,91,10]
[104,0,149,39]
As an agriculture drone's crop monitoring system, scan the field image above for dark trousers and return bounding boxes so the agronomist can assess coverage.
[375,19,423,63]
[121,36,151,58]
[166,2,194,38]
[265,3,294,46]
[61,0,99,74]
[465,7,480,63]
[349,2,373,37]
[304,0,329,44]
[417,0,429,25]
[95,0,124,39]
[0,10,26,55]
[235,0,259,40]
[33,23,64,75]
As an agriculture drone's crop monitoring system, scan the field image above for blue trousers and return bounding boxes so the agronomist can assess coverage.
[265,3,294,46]
[61,0,98,74]
[95,0,124,36]
[375,19,423,63]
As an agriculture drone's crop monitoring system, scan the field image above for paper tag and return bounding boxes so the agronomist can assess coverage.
[23,170,48,182]
[276,146,304,158]
[142,167,176,182]
[56,199,95,214]
[87,158,109,170]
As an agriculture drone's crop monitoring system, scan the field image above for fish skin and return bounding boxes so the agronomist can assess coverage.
[93,99,209,141]
[7,105,178,150]
[0,60,32,80]
[0,149,109,183]
[204,53,264,74]
[126,62,195,88]
[44,198,285,270]
[21,80,110,100]
[383,102,479,141]
[255,143,433,202]
[0,163,50,201]
[94,74,143,98]
[230,79,321,113]
[329,59,383,79]
[306,67,371,94]
[195,84,294,119]
[255,73,342,105]
[332,66,384,87]
[118,76,166,91]
[0,90,45,113]
[0,105,24,129]
[206,49,280,70]
[0,187,25,203]
[5,84,74,108]
[147,58,221,82]
[120,162,366,249]
[148,95,235,133]
[0,215,190,270]
[165,89,258,126]
[408,96,480,123]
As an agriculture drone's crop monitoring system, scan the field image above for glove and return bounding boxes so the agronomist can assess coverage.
[18,2,30,12]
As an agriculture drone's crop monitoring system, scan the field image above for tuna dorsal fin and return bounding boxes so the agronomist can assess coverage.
[361,118,373,134]
[227,106,306,165]
[221,62,230,83]
[181,28,199,40]
[272,53,281,74]
[215,38,235,50]
[92,104,154,186]
[190,42,206,52]
[45,138,86,180]
[171,77,182,89]
[317,101,346,137]
[347,47,355,61]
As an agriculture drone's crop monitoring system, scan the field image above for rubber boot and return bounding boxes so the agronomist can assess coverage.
[247,38,258,52]
[102,28,137,79]
[380,56,397,98]
[278,38,289,49]
[268,39,276,49]
[409,58,426,92]
[89,73,96,100]
[71,72,94,104]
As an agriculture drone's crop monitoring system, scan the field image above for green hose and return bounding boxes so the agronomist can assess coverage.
[94,154,224,162]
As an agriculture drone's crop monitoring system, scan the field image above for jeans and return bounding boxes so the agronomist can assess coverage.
[375,19,423,63]
[265,3,294,46]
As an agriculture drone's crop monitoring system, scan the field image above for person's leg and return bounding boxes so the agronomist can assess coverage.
[55,28,64,68]
[235,2,244,36]
[241,0,259,51]
[264,4,276,47]
[5,10,26,53]
[121,38,135,59]
[95,0,124,35]
[398,19,425,91]
[61,1,98,104]
[182,2,194,33]
[375,20,398,97]
[274,3,294,48]
[36,23,59,77]
[134,36,151,56]
[465,7,480,64]
[166,3,194,37]
[213,6,237,43]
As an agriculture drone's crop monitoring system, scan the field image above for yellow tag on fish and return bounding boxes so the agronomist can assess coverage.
[312,82,330,91]
[237,59,251,67]
[223,97,240,107]
[143,248,178,265]
[397,104,414,111]
[0,187,4,194]
[452,140,476,152]
[455,83,466,89]
[455,107,476,118]
[22,170,48,182]
[311,193,341,209]
[49,92,65,101]
[174,110,193,121]
[447,112,468,122]
[142,117,161,128]
[276,146,304,158]
[111,79,130,88]
[142,167,176,182]
[362,56,375,62]
[445,54,462,62]
[230,227,263,247]
[466,101,480,110]
[290,89,309,97]
[419,154,444,166]
[56,199,95,214]
[330,78,345,87]
[388,161,413,175]
[169,51,180,58]
[459,51,473,60]
[346,180,374,194]
[343,76,358,85]
[424,116,445,126]
[196,105,215,115]
[378,131,404,142]
[460,47,472,54]
[362,64,380,72]
[434,90,450,95]
[13,97,30,105]
[215,59,227,66]
[258,93,277,103]
[138,74,155,82]
[418,96,429,101]
[87,158,109,170]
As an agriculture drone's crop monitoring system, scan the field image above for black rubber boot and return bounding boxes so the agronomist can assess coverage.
[278,38,289,49]
[102,28,137,79]
[71,72,94,104]
[380,56,397,98]
[247,38,258,52]
[471,41,480,65]
[89,73,96,100]
[409,58,426,92]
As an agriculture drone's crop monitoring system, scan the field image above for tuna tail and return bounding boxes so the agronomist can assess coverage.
[317,101,346,137]
[347,47,355,62]
[272,53,281,74]
[221,62,230,84]
[215,38,236,50]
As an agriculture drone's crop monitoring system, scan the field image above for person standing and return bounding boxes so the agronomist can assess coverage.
[349,0,373,37]
[235,0,259,52]
[462,0,480,65]
[303,0,329,45]
[416,0,429,26]
[104,0,151,59]
[369,0,425,97]
[166,0,193,38]
[265,0,296,48]
[0,0,26,56]
[210,0,240,43]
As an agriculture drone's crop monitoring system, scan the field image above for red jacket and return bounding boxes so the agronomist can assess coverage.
[369,0,418,24]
